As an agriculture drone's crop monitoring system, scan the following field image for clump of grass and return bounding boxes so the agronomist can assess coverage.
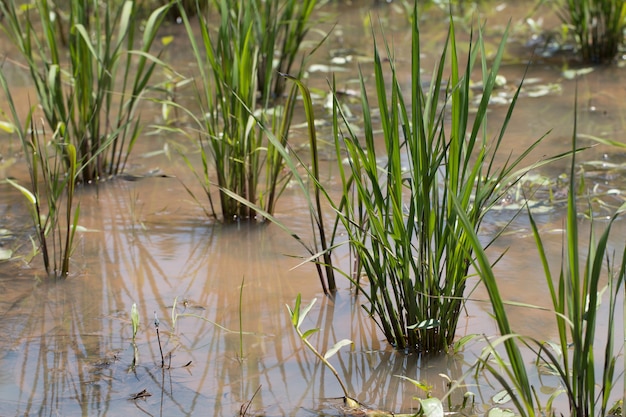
[217,70,340,291]
[559,0,626,63]
[174,0,316,223]
[0,0,171,183]
[158,0,207,21]
[217,73,338,292]
[329,4,548,352]
[0,62,79,277]
[4,123,80,278]
[458,102,626,416]
[253,0,317,100]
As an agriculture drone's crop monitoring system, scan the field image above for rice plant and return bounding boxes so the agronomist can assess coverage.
[217,74,338,293]
[0,67,80,277]
[253,0,317,100]
[0,0,171,183]
[457,105,626,416]
[174,0,317,223]
[17,129,79,278]
[329,4,549,352]
[559,0,626,63]
[158,0,207,21]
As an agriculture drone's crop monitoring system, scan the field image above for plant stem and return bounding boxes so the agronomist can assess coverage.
[154,312,164,368]
[239,277,245,359]
[295,326,350,399]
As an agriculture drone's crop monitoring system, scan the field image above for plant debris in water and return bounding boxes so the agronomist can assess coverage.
[129,389,152,401]
[489,160,626,218]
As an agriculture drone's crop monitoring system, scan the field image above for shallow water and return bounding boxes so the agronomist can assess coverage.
[1,1,626,416]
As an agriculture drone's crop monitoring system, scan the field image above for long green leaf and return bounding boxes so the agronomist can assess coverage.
[6,179,37,206]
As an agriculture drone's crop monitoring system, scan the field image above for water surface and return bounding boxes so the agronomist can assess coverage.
[1,1,625,416]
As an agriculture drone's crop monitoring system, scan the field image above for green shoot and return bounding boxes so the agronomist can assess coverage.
[130,302,140,370]
[131,303,139,341]
[286,294,354,402]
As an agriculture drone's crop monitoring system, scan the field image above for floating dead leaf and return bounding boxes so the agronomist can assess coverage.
[523,77,543,84]
[0,121,15,133]
[308,64,349,73]
[74,225,99,233]
[489,407,516,417]
[524,83,562,98]
[0,247,12,261]
[330,56,352,65]
[492,390,511,404]
[562,67,594,79]
[130,389,152,400]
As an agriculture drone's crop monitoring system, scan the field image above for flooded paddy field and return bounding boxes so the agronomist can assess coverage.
[0,1,625,416]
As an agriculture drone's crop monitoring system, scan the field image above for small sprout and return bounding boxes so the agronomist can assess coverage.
[287,294,354,403]
[154,311,164,367]
[131,303,139,340]
[462,392,475,408]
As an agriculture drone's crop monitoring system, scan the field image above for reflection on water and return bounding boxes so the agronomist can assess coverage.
[9,170,619,415]
[0,174,475,415]
[0,277,122,416]
[1,176,625,415]
[1,0,626,415]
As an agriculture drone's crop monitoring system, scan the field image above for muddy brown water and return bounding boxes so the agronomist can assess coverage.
[1,1,626,416]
